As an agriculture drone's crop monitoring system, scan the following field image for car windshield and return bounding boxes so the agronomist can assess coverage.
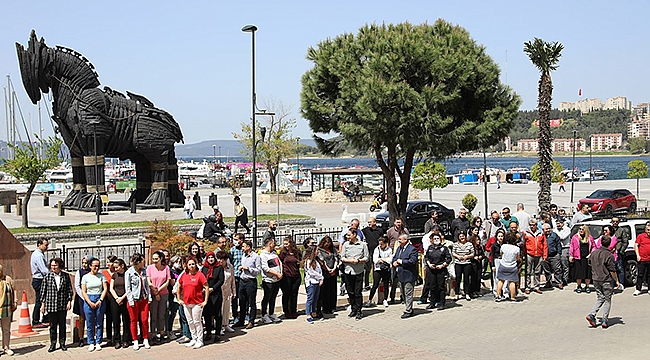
[587,190,613,199]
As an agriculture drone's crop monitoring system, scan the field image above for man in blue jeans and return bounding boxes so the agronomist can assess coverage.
[30,238,50,327]
[611,217,630,286]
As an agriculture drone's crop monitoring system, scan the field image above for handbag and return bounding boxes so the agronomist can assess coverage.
[379,260,391,271]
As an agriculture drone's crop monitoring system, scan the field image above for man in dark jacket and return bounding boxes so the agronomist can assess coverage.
[423,232,452,310]
[450,208,470,241]
[203,215,222,241]
[542,223,563,289]
[362,217,384,290]
[392,234,418,318]
[586,235,620,329]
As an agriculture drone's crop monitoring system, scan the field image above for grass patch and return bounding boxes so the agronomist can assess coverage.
[9,213,310,234]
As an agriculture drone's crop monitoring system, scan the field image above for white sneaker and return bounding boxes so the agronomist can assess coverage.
[186,339,196,348]
[225,325,235,333]
[634,289,641,296]
[95,344,102,351]
[220,329,225,336]
[383,300,389,308]
[4,349,14,356]
[88,344,95,352]
[133,341,139,351]
[261,314,272,324]
[269,314,282,323]
[192,341,203,349]
[143,339,151,349]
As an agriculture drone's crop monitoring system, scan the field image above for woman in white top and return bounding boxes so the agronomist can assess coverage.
[364,237,393,308]
[496,233,522,302]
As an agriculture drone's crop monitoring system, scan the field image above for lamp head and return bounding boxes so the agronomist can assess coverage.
[242,25,258,33]
[260,126,267,140]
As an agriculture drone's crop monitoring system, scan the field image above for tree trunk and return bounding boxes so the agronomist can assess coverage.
[537,72,554,212]
[637,177,640,199]
[22,182,36,228]
[375,143,399,223]
[429,188,432,201]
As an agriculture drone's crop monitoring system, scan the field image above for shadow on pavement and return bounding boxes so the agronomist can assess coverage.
[12,343,45,355]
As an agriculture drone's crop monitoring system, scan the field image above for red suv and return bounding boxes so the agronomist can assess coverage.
[578,189,637,216]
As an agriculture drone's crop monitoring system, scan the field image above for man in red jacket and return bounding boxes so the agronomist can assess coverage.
[634,221,650,296]
[524,221,548,294]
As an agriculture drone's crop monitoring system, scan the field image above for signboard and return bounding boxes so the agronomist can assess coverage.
[533,118,564,127]
[115,180,136,190]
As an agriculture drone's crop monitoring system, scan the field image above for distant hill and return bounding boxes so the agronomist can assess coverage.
[174,138,317,158]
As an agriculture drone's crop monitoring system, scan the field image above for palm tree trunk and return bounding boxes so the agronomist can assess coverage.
[537,72,554,212]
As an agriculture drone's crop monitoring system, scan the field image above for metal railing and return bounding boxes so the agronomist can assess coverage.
[253,226,346,248]
[44,240,148,270]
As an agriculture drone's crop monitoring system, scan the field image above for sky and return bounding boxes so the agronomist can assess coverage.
[1,0,648,145]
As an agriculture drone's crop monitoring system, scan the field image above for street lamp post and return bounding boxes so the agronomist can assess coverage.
[212,144,216,164]
[296,137,300,191]
[589,135,593,185]
[242,24,259,242]
[88,119,101,223]
[219,146,221,164]
[570,129,577,203]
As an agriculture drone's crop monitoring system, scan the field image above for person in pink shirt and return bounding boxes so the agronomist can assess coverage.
[594,225,618,261]
[146,250,171,343]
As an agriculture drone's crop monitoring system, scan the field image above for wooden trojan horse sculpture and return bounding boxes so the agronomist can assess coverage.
[16,30,185,209]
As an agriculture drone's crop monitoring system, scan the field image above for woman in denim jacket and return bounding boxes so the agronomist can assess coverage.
[125,253,152,351]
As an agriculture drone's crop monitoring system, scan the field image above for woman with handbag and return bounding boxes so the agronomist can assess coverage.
[570,224,594,293]
[0,264,17,356]
[364,237,393,308]
[317,236,339,315]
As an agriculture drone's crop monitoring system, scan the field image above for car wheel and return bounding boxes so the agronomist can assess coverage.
[625,258,638,287]
[605,204,613,217]
[629,202,637,214]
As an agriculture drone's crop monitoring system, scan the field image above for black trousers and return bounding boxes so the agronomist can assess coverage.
[280,276,301,315]
[238,279,257,324]
[426,269,447,306]
[104,296,112,341]
[109,298,131,342]
[364,261,373,287]
[261,282,280,316]
[455,263,472,295]
[318,276,338,314]
[31,278,44,325]
[345,273,364,315]
[234,216,250,233]
[470,260,482,293]
[637,261,650,291]
[368,269,390,302]
[203,296,222,335]
[49,310,67,343]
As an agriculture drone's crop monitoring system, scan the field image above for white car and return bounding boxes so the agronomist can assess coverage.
[571,218,647,286]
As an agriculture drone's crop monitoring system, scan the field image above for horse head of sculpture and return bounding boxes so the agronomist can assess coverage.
[16,30,100,105]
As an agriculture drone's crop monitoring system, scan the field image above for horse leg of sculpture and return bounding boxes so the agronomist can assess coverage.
[128,161,152,204]
[143,162,169,206]
[62,156,88,208]
[166,151,184,205]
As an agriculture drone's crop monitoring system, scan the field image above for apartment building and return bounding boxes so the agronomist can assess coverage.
[591,133,623,151]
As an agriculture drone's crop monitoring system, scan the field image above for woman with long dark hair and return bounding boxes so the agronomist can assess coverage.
[73,257,89,347]
[317,236,339,315]
[260,237,283,324]
[109,258,131,349]
[303,246,323,323]
[200,251,224,343]
[147,250,171,343]
[178,256,209,349]
[469,230,485,298]
[188,242,205,265]
[279,236,302,319]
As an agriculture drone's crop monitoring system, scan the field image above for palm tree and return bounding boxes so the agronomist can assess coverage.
[524,38,563,212]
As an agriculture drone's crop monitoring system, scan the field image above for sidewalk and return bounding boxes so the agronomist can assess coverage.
[9,284,425,345]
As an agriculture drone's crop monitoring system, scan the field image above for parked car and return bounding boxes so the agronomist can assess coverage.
[570,218,646,286]
[578,189,637,217]
[374,200,455,239]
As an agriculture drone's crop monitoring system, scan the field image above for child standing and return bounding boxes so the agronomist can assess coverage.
[303,246,323,323]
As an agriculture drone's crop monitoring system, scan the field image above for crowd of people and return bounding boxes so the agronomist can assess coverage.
[2,202,648,355]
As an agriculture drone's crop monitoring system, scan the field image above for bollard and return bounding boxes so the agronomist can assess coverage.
[3,204,9,213]
[193,191,201,211]
[95,235,101,246]
[43,193,50,207]
[164,197,171,212]
[16,198,22,216]
[130,198,137,213]
[58,200,65,216]
[209,193,218,207]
